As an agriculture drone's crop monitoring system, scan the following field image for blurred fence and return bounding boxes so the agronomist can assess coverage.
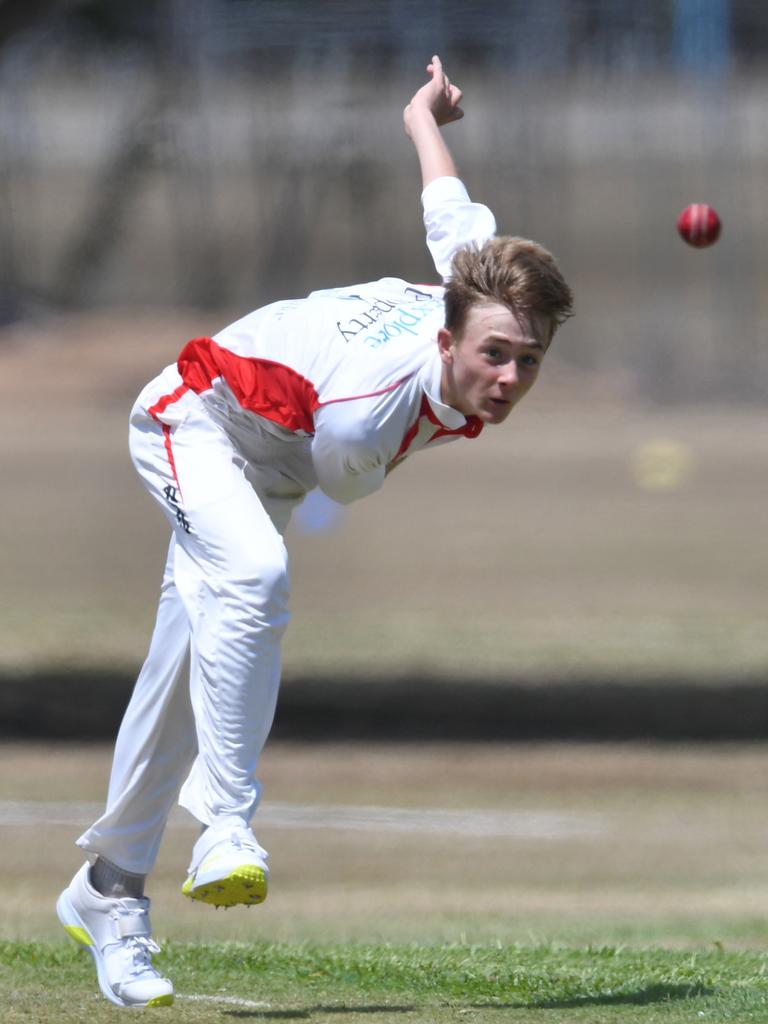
[0,0,767,401]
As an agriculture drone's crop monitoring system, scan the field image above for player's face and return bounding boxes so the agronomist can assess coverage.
[438,303,546,425]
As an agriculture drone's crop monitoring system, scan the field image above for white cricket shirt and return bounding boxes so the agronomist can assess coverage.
[144,176,497,506]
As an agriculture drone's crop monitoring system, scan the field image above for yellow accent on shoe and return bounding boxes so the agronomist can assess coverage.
[63,924,93,947]
[182,865,267,908]
[146,993,175,1007]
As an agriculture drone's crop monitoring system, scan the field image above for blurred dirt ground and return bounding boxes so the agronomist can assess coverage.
[4,740,768,948]
[0,311,765,682]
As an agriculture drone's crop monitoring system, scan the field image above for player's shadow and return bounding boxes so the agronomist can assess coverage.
[222,984,711,1018]
[473,980,713,1011]
[224,1006,415,1020]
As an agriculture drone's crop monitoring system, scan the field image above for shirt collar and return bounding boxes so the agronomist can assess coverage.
[420,350,469,430]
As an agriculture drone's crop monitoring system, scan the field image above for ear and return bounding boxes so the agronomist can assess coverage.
[437,327,455,365]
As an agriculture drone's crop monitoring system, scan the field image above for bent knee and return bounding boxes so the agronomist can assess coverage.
[175,535,291,628]
[225,543,290,609]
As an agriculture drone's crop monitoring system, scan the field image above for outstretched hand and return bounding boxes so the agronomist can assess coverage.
[404,55,464,137]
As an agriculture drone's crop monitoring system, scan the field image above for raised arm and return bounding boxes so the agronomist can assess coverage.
[405,56,496,281]
[403,55,463,188]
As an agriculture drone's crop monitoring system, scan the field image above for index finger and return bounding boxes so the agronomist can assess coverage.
[427,54,443,80]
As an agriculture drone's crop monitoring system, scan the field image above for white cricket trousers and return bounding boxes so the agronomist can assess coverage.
[77,385,292,875]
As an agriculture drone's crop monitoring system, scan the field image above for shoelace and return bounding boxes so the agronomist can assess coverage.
[109,905,162,979]
[126,935,162,977]
[229,831,266,858]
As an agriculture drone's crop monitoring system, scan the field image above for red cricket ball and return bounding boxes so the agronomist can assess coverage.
[677,203,721,248]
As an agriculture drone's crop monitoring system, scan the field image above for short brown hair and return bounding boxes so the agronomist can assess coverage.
[444,236,574,343]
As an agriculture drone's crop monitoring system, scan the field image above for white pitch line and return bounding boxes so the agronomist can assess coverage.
[259,802,605,838]
[0,799,605,839]
[177,993,271,1010]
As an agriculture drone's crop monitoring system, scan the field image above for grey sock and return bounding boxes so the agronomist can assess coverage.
[90,857,146,899]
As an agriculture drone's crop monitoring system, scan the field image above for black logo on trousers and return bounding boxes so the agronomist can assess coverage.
[163,485,191,533]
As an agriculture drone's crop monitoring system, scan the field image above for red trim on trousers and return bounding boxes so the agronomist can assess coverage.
[148,383,190,421]
[145,386,189,503]
[159,423,185,502]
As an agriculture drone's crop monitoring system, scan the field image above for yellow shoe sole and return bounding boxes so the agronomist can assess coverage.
[182,865,268,908]
[146,994,175,1007]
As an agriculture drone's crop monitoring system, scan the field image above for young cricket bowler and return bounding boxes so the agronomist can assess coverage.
[57,55,573,1007]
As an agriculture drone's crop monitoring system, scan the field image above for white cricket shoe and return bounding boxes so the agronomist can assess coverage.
[182,821,269,908]
[56,862,174,1008]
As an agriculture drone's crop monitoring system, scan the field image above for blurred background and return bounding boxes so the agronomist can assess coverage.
[0,0,765,739]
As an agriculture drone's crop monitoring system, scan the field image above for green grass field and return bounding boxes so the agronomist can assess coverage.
[5,939,768,1022]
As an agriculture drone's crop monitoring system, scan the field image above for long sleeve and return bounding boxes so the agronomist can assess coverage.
[422,176,497,281]
[311,403,387,505]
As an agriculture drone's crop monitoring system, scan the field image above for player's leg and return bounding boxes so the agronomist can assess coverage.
[59,391,291,1007]
[148,408,289,906]
[56,394,201,1007]
[75,536,197,876]
[104,392,288,908]
[58,535,194,1008]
